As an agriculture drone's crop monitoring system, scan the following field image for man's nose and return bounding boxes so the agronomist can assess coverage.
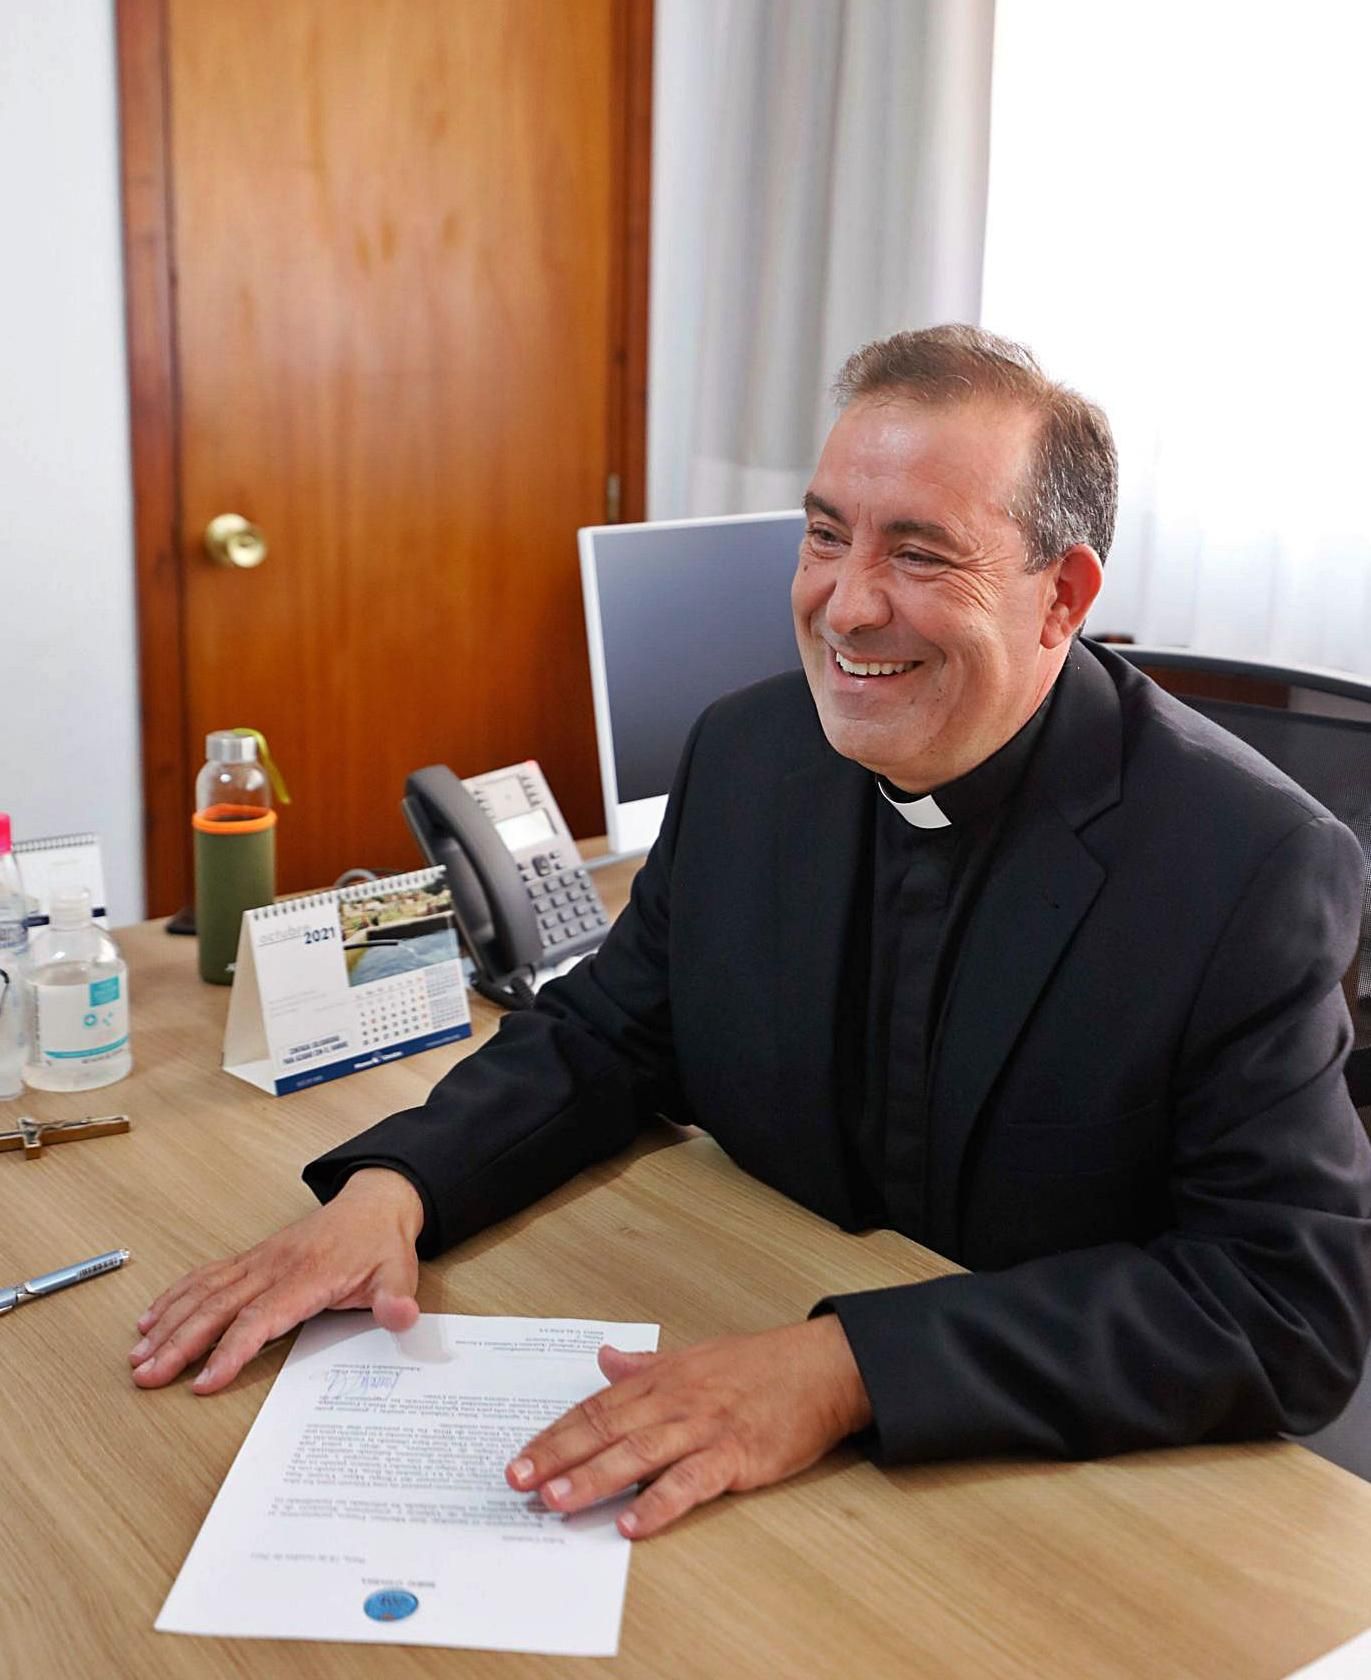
[824,550,892,637]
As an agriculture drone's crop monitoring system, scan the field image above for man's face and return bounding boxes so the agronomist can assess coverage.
[792,395,1077,792]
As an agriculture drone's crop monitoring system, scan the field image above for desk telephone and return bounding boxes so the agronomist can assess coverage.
[402,761,610,1009]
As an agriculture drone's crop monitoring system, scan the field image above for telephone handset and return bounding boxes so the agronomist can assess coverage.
[402,760,610,1010]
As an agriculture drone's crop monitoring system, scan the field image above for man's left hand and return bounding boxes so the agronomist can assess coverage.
[505,1316,872,1539]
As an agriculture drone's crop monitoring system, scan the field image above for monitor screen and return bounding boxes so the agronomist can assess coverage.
[579,510,806,854]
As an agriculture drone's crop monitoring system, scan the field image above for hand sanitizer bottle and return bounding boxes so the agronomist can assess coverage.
[0,813,28,1099]
[23,889,132,1091]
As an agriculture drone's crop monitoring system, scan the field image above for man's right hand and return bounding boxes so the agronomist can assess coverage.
[128,1168,426,1394]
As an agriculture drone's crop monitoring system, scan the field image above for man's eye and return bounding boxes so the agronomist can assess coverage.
[806,524,843,550]
[897,550,943,569]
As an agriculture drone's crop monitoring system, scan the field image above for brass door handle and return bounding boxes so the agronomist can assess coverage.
[204,513,268,570]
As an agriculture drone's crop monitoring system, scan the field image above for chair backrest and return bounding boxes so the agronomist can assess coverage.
[1113,645,1371,1104]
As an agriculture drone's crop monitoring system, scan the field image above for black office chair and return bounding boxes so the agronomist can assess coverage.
[1112,645,1371,1106]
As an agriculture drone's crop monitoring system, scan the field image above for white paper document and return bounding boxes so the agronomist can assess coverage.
[157,1312,659,1656]
[1284,1626,1371,1677]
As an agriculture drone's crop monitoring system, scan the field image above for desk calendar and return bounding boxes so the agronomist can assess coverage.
[13,832,108,926]
[222,868,471,1095]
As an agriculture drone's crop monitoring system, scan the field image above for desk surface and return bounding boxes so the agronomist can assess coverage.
[5,871,1371,1679]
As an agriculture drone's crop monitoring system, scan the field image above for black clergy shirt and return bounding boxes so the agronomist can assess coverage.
[850,675,1059,1238]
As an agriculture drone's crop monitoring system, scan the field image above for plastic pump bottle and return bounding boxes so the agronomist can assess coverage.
[0,814,28,1098]
[22,888,132,1092]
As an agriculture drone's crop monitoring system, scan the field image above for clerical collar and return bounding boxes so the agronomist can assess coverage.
[878,784,951,828]
[875,669,1062,830]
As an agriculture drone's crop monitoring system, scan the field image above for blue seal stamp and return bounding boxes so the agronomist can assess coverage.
[364,1589,419,1622]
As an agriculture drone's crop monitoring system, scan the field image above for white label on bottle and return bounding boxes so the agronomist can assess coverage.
[33,974,129,1066]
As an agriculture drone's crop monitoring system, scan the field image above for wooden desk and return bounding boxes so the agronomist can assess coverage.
[6,875,1371,1678]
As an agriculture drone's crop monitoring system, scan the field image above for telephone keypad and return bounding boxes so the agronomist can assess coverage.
[532,862,609,957]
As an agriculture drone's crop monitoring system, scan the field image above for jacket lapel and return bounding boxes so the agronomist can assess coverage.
[923,644,1123,1257]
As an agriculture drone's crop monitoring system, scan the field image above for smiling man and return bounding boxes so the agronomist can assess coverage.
[795,389,1096,791]
[132,327,1371,1539]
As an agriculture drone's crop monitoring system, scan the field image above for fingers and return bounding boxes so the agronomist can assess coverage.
[513,1417,700,1515]
[510,1395,737,1539]
[134,1257,241,1339]
[128,1261,252,1383]
[506,1370,729,1529]
[132,1269,413,1393]
[131,1266,296,1389]
[189,1284,323,1393]
[372,1289,420,1333]
[620,1450,734,1539]
[505,1322,864,1538]
[136,1281,190,1337]
[598,1344,657,1381]
[511,1382,646,1486]
[130,1192,422,1393]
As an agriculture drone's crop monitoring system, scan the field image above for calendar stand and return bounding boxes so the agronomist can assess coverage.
[223,869,471,1095]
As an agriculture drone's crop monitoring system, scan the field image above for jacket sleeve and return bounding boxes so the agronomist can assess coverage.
[300,714,707,1259]
[821,812,1371,1459]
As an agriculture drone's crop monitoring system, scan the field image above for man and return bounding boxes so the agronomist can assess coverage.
[131,326,1371,1541]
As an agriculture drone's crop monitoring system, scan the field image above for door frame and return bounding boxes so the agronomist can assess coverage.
[115,0,654,916]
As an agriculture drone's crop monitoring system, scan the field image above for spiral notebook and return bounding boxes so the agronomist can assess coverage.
[223,868,472,1096]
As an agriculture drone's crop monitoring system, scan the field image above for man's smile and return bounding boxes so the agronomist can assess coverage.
[830,647,922,678]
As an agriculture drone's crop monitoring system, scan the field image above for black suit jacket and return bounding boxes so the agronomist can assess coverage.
[307,640,1371,1461]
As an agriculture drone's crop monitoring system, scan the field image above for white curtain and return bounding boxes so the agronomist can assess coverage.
[981,0,1371,674]
[649,0,996,519]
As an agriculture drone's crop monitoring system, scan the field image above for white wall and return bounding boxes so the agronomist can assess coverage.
[0,2,143,922]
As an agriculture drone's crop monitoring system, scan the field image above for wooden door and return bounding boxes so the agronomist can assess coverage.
[119,0,651,911]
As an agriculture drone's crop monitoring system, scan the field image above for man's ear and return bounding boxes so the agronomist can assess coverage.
[1040,545,1104,650]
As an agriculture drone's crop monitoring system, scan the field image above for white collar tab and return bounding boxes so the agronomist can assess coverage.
[878,781,952,829]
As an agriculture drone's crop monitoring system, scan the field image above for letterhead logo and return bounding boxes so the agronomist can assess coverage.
[363,1589,419,1623]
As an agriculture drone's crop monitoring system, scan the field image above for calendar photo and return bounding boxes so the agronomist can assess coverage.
[340,879,459,987]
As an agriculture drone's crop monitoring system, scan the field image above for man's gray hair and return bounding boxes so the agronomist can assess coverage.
[834,324,1118,572]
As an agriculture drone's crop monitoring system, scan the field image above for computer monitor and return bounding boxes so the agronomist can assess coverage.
[579,510,806,855]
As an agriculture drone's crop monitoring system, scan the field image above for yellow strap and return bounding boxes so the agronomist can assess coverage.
[231,728,292,805]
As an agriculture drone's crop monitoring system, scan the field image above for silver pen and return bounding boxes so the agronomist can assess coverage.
[0,1248,130,1315]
